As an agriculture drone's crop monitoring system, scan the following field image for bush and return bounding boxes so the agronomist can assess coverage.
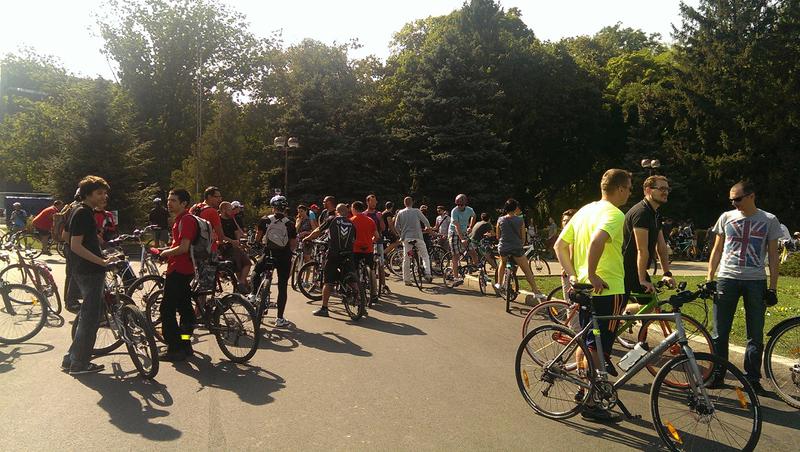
[779,252,800,277]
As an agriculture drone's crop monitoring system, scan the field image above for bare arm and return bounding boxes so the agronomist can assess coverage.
[656,230,675,287]
[161,238,191,259]
[768,239,779,290]
[554,238,576,279]
[633,228,654,293]
[707,234,725,281]
[587,229,610,293]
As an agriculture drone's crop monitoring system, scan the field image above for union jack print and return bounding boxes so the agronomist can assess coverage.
[724,219,767,268]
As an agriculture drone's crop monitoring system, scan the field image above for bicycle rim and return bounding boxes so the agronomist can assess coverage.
[213,294,259,363]
[520,300,572,338]
[144,289,165,344]
[0,284,48,343]
[764,322,800,408]
[297,262,323,301]
[121,304,159,379]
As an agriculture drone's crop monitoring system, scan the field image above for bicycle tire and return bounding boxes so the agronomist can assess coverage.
[56,241,67,258]
[638,314,714,387]
[297,261,323,301]
[651,352,761,451]
[0,263,29,285]
[341,273,364,321]
[41,271,62,315]
[125,274,164,312]
[290,254,303,291]
[428,245,447,276]
[71,294,136,355]
[120,304,159,379]
[411,256,423,291]
[216,266,239,295]
[0,283,48,344]
[212,293,259,363]
[478,268,487,295]
[528,255,551,275]
[764,319,800,408]
[504,269,519,312]
[545,286,562,301]
[520,299,573,338]
[143,289,165,344]
[0,263,61,315]
[515,324,594,419]
[14,233,43,259]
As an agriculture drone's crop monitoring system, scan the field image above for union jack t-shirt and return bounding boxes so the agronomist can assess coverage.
[712,209,781,280]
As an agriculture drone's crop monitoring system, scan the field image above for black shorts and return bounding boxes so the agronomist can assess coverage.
[353,252,374,270]
[324,253,355,284]
[579,294,627,356]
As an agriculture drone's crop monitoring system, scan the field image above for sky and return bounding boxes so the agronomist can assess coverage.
[0,0,700,79]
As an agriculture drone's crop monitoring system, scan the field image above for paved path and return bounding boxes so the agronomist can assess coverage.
[1,256,798,450]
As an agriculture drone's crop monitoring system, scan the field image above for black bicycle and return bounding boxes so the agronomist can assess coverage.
[764,315,800,408]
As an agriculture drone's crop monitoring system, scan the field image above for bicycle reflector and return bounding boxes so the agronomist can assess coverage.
[180,334,191,341]
[665,422,683,444]
[735,387,749,409]
[31,297,38,306]
[522,369,530,389]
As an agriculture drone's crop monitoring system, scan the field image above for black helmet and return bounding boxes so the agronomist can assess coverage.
[270,195,288,210]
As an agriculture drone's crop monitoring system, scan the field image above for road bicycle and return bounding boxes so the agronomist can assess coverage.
[1,229,56,259]
[0,279,49,344]
[764,314,800,408]
[0,243,62,314]
[524,281,715,382]
[495,254,520,313]
[515,282,761,451]
[401,239,427,291]
[70,258,159,379]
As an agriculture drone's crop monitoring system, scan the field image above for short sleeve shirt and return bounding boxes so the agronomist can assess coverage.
[32,206,58,231]
[712,209,782,280]
[557,200,626,295]
[497,216,524,253]
[622,199,661,292]
[449,206,475,236]
[436,214,451,235]
[68,205,105,274]
[168,211,198,275]
[221,216,239,241]
[351,213,377,254]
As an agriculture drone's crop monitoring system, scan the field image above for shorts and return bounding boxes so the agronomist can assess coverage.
[448,233,465,256]
[353,252,374,270]
[499,248,524,258]
[579,294,628,356]
[221,244,251,273]
[324,252,355,284]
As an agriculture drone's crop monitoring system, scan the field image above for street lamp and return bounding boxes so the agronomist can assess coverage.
[274,136,300,195]
[640,158,661,176]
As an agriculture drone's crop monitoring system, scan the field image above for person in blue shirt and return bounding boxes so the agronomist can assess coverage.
[447,194,477,286]
[9,202,29,232]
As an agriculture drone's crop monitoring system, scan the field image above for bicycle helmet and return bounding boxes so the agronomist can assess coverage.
[153,197,162,204]
[270,195,288,210]
[455,194,467,205]
[12,202,21,208]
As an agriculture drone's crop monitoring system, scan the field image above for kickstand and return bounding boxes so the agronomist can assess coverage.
[616,399,641,420]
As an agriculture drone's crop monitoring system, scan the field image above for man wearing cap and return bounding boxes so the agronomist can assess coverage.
[231,201,246,235]
[149,197,169,247]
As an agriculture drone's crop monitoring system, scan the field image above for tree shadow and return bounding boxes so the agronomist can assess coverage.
[73,360,180,441]
[0,342,54,374]
[171,353,285,406]
[347,315,426,336]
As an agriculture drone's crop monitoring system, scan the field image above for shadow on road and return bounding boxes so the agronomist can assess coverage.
[260,326,372,357]
[370,299,437,319]
[349,315,426,336]
[0,342,54,373]
[384,291,451,309]
[75,362,180,442]
[171,355,285,406]
[559,417,662,450]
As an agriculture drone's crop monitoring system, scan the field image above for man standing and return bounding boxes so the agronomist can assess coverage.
[61,176,116,375]
[365,194,387,294]
[158,189,198,361]
[219,201,251,291]
[149,197,169,247]
[434,206,450,237]
[707,181,781,394]
[192,186,225,256]
[622,175,676,298]
[351,200,381,304]
[61,190,84,313]
[395,197,432,286]
[32,200,64,254]
[318,196,336,226]
[448,194,476,286]
[554,168,632,422]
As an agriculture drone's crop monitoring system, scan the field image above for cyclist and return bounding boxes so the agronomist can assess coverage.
[192,186,225,255]
[706,180,781,394]
[308,203,320,228]
[9,202,28,233]
[157,188,198,362]
[420,204,433,251]
[32,199,64,254]
[553,168,632,423]
[382,201,400,256]
[295,204,314,263]
[149,197,169,247]
[61,176,116,375]
[219,201,252,292]
[395,196,433,285]
[622,175,676,302]
[351,201,380,304]
[303,203,356,318]
[318,196,336,225]
[448,194,477,286]
[231,200,245,234]
[93,203,117,245]
[252,195,297,327]
[470,212,497,270]
[493,199,544,297]
[365,194,388,294]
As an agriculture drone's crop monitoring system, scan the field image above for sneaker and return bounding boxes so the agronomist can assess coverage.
[274,317,290,328]
[425,276,433,283]
[68,362,105,375]
[158,349,187,362]
[312,307,329,317]
[181,341,194,357]
[60,357,71,371]
[383,285,392,294]
[581,406,622,423]
[706,372,729,389]
[369,295,378,307]
[574,388,586,403]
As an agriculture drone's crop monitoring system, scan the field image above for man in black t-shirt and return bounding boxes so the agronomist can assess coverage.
[622,175,676,295]
[149,197,169,247]
[219,201,251,291]
[62,176,117,375]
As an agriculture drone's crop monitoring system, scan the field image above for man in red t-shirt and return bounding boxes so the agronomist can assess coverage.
[192,186,224,255]
[32,200,64,254]
[159,188,198,362]
[351,200,380,304]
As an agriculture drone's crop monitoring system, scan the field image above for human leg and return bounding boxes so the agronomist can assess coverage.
[66,271,105,370]
[741,279,767,384]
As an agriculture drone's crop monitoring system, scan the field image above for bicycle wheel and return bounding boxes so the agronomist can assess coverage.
[429,245,447,276]
[341,274,364,321]
[290,254,303,291]
[56,241,67,258]
[0,283,48,344]
[39,270,62,315]
[212,293,259,363]
[297,261,323,301]
[14,233,43,259]
[71,297,127,355]
[764,320,800,408]
[125,275,164,312]
[528,255,551,275]
[143,289,165,343]
[0,263,29,285]
[478,268,487,295]
[120,304,159,379]
[615,318,640,351]
[520,300,573,338]
[0,264,60,315]
[638,314,714,386]
[515,324,594,419]
[411,256,423,290]
[651,352,761,451]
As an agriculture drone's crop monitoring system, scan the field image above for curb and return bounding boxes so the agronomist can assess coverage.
[463,274,540,306]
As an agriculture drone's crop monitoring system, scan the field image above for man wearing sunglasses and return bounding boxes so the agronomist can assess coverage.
[707,181,781,394]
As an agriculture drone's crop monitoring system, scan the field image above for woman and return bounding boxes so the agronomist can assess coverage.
[295,204,314,262]
[494,198,545,299]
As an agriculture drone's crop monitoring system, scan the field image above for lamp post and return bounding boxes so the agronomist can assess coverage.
[640,158,661,176]
[274,136,299,196]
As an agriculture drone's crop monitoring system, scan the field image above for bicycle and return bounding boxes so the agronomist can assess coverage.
[515,282,761,451]
[69,258,159,379]
[0,242,62,314]
[523,243,551,275]
[297,239,328,301]
[442,240,496,295]
[2,229,48,259]
[764,315,800,408]
[0,279,49,344]
[144,277,259,363]
[401,239,427,291]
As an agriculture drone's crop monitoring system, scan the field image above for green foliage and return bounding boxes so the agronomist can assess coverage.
[780,253,800,278]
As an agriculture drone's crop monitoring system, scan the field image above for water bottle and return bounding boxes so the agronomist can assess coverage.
[618,342,650,372]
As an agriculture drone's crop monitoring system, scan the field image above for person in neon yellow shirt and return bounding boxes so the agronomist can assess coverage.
[553,168,633,423]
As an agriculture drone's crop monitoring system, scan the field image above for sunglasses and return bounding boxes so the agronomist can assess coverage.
[730,193,752,204]
[651,186,670,192]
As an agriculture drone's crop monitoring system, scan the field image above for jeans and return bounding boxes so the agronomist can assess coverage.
[161,272,195,351]
[63,256,83,306]
[713,278,767,383]
[402,238,431,282]
[64,271,105,368]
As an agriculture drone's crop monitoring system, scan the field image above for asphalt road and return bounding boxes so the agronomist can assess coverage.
[1,256,797,451]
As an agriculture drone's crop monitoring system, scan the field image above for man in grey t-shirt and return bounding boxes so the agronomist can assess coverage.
[707,181,781,393]
[394,197,432,285]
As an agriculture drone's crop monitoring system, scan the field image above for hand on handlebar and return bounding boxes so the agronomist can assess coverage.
[660,275,676,289]
[587,274,609,294]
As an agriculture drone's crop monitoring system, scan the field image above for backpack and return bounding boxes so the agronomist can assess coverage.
[329,217,355,255]
[179,213,214,265]
[263,214,290,249]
